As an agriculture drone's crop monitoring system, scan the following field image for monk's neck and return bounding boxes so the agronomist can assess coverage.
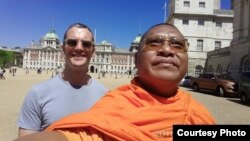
[137,78,178,98]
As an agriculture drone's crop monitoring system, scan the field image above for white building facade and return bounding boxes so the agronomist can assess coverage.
[22,30,64,70]
[22,30,139,75]
[167,0,233,77]
[90,40,136,75]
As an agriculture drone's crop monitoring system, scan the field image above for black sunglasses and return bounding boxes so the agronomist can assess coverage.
[64,39,94,48]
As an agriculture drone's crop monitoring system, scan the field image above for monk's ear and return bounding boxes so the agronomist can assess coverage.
[134,52,138,68]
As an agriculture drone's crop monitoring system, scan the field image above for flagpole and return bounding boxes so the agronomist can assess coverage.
[139,18,141,34]
[163,1,167,23]
[94,29,96,44]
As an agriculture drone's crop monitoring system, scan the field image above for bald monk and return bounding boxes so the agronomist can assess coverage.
[14,23,215,141]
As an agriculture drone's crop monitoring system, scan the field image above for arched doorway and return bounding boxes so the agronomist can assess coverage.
[90,66,95,73]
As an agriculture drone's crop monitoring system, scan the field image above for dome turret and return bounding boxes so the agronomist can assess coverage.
[44,29,59,40]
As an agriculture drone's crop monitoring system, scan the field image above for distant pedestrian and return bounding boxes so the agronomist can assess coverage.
[25,67,29,74]
[37,68,41,75]
[12,68,16,76]
[0,67,5,79]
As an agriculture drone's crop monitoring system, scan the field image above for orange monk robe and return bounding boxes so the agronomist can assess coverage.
[46,78,216,141]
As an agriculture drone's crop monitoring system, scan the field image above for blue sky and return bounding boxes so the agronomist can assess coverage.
[0,0,231,48]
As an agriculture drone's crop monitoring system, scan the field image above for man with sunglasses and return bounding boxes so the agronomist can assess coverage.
[17,23,108,137]
[15,23,215,141]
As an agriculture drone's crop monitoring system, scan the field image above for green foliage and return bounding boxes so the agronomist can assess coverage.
[0,50,15,67]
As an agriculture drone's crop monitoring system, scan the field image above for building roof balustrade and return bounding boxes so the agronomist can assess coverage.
[213,9,234,16]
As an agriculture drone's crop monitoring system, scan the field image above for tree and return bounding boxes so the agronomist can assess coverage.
[0,50,15,67]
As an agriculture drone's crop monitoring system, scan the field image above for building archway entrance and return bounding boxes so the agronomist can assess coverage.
[90,66,95,73]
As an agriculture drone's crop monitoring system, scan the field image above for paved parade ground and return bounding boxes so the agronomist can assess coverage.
[0,68,131,141]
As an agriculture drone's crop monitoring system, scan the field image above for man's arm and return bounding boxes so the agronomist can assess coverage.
[17,88,42,137]
[18,128,38,137]
[14,131,67,141]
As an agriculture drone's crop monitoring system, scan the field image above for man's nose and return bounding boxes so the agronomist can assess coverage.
[75,41,82,49]
[159,42,175,56]
[162,42,174,52]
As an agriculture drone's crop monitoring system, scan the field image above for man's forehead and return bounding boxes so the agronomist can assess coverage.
[145,32,183,39]
[68,27,88,33]
[67,27,92,37]
[149,25,179,33]
[145,25,182,37]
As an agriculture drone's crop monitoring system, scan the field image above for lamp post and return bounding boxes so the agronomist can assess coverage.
[98,64,101,79]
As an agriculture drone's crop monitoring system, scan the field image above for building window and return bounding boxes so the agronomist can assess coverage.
[197,39,203,51]
[199,2,205,8]
[216,22,222,27]
[195,65,203,77]
[183,19,189,25]
[184,1,190,7]
[198,20,204,26]
[215,41,221,49]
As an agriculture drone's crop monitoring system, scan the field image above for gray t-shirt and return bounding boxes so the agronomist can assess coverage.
[17,74,108,131]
